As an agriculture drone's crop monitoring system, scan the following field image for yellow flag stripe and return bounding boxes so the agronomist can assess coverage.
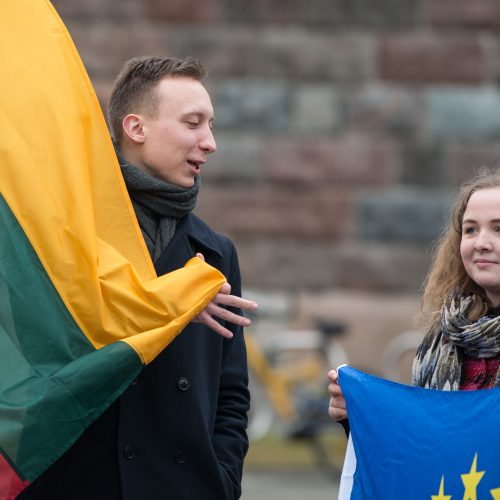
[0,0,225,364]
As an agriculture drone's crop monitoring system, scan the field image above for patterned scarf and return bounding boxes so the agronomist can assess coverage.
[115,146,200,262]
[412,295,500,390]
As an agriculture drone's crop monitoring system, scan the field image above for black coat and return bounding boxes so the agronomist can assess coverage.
[20,214,250,500]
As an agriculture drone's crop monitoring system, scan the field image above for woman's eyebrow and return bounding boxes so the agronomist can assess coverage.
[462,218,500,224]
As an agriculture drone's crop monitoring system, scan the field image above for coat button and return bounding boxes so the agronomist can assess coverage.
[177,377,191,391]
[123,445,135,460]
[174,450,187,464]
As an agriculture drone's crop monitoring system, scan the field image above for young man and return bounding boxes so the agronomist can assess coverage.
[20,57,253,500]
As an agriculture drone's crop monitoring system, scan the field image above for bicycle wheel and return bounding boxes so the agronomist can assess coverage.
[308,427,347,481]
[247,370,275,441]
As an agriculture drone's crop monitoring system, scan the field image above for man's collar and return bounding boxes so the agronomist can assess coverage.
[182,214,223,259]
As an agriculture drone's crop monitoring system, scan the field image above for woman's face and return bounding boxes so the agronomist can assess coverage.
[460,186,500,306]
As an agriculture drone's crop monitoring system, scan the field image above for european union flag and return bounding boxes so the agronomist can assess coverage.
[337,365,500,500]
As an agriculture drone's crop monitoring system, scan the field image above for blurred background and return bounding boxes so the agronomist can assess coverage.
[52,0,500,496]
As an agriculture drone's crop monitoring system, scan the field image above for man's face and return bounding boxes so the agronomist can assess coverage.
[136,76,216,187]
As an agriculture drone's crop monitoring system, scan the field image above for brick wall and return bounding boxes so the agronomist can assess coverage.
[52,0,500,293]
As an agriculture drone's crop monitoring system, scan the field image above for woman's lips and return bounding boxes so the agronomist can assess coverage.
[475,259,497,268]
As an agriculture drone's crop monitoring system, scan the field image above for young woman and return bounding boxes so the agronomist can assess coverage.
[328,168,500,423]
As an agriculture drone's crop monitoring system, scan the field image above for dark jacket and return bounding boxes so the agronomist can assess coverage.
[19,214,249,500]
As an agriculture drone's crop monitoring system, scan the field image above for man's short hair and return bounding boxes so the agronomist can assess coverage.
[108,56,206,143]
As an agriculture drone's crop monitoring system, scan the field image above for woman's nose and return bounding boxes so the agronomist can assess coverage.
[474,231,493,251]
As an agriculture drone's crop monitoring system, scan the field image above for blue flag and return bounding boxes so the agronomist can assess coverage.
[338,365,500,500]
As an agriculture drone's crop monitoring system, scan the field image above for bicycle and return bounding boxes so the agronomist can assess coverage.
[382,329,425,383]
[245,319,349,480]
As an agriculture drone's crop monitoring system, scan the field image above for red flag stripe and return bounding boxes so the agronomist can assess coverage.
[0,451,29,500]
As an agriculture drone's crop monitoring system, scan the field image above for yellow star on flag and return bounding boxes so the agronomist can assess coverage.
[461,453,485,500]
[431,476,451,500]
[491,488,500,500]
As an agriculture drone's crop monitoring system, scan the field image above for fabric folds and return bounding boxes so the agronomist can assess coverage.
[0,1,225,497]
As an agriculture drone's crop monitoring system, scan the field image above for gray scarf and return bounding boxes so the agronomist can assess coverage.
[412,295,500,390]
[116,147,200,262]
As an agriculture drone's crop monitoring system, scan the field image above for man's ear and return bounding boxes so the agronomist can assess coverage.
[122,114,146,144]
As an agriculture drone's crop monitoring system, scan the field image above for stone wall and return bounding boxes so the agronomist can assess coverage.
[52,0,500,294]
[51,1,500,372]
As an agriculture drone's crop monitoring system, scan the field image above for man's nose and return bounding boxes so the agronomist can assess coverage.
[199,128,217,154]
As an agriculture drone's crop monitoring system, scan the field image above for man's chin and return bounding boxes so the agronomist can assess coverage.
[156,174,196,188]
[181,176,197,188]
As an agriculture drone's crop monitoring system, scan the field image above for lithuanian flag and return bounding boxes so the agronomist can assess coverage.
[0,1,226,498]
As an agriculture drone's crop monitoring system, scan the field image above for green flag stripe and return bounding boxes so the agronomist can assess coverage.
[0,195,94,372]
[0,194,143,481]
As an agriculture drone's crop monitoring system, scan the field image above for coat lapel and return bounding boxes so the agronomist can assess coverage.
[155,214,223,275]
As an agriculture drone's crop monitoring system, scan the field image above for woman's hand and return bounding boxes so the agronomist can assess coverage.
[327,369,348,421]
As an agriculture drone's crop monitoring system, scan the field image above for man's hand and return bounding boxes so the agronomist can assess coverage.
[327,369,348,421]
[193,253,258,339]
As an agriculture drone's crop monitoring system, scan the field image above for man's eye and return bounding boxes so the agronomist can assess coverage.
[187,121,199,128]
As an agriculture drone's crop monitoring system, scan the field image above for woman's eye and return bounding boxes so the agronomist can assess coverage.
[463,226,476,235]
